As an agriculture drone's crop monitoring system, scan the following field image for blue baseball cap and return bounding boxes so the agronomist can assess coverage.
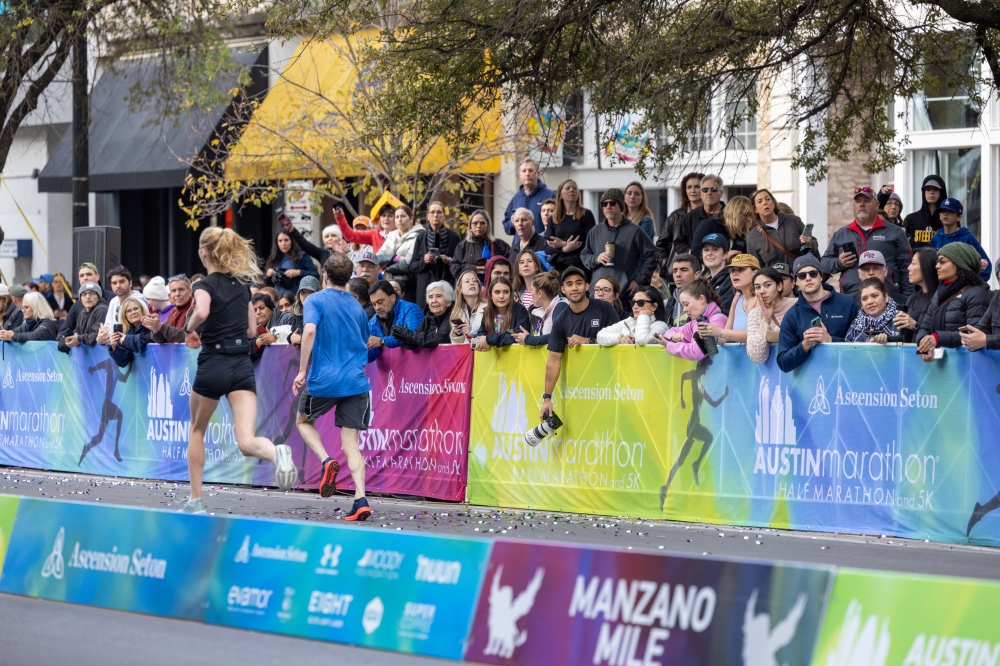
[939,198,963,215]
[34,273,54,284]
[701,233,729,250]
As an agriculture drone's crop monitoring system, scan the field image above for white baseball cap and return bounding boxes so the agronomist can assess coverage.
[858,250,886,267]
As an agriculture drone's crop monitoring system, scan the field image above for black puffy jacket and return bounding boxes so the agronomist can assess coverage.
[11,318,59,342]
[915,284,991,348]
[450,237,512,282]
[412,311,453,349]
[977,290,1000,350]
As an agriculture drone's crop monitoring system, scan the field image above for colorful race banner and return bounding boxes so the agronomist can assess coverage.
[0,494,19,573]
[206,515,490,659]
[468,345,1000,547]
[811,569,1000,665]
[465,539,831,665]
[0,342,471,501]
[0,497,223,619]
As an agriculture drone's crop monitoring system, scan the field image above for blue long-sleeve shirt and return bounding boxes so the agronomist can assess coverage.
[368,298,424,361]
[776,285,859,373]
[930,226,992,282]
[502,179,556,236]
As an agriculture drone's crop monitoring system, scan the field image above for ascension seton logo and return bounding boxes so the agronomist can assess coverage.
[381,371,397,402]
[41,527,66,579]
[2,364,12,389]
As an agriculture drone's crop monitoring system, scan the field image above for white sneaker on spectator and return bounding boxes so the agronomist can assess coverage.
[274,444,297,491]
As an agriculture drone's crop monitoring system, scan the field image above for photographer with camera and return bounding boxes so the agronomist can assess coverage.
[538,267,619,424]
[820,186,911,300]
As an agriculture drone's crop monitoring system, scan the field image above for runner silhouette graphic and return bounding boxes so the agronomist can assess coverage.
[659,357,728,510]
[80,358,132,464]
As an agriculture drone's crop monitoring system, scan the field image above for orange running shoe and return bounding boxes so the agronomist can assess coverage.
[345,497,372,522]
[320,459,341,498]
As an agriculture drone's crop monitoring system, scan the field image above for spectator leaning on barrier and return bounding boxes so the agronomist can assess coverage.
[513,271,567,347]
[108,297,152,367]
[102,266,147,337]
[777,255,860,373]
[593,276,628,321]
[597,285,668,346]
[700,253,759,344]
[961,264,1000,352]
[855,250,906,307]
[348,277,375,319]
[57,281,108,353]
[502,157,556,238]
[914,242,991,362]
[546,180,595,277]
[821,185,912,299]
[665,254,700,326]
[451,270,486,345]
[539,267,620,420]
[411,201,460,309]
[653,279,727,361]
[508,207,549,258]
[251,292,295,359]
[929,198,992,281]
[747,188,818,269]
[0,285,23,331]
[367,279,424,361]
[902,175,946,249]
[451,209,511,282]
[746,267,797,364]
[893,247,940,337]
[846,278,904,343]
[264,229,319,299]
[395,281,455,350]
[474,276,530,351]
[0,291,58,342]
[582,188,657,300]
[657,172,704,279]
[290,276,321,346]
[700,233,734,315]
[144,275,195,344]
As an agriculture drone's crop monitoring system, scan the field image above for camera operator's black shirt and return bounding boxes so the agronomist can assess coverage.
[548,298,620,353]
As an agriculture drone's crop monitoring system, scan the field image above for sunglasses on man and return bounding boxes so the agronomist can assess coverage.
[601,200,620,208]
[701,187,721,193]
[796,269,821,280]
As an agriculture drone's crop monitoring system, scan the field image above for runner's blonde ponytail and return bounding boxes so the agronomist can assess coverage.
[199,227,263,284]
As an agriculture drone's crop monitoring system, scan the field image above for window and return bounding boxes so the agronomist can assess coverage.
[725,100,757,150]
[912,45,980,131]
[684,115,712,153]
[911,147,981,238]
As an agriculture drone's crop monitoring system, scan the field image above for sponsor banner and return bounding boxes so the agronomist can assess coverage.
[466,539,831,665]
[0,342,471,501]
[205,515,490,659]
[811,569,1000,665]
[0,496,222,619]
[468,345,1000,546]
[0,494,19,573]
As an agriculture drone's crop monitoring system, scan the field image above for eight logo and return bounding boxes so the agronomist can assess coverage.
[41,527,65,579]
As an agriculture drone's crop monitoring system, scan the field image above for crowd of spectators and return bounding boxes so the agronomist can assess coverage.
[3,163,998,379]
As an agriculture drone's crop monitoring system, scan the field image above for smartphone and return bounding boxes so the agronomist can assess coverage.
[450,318,464,325]
[802,223,814,238]
[959,325,971,334]
[810,317,822,328]
[897,304,909,314]
[113,324,123,334]
[841,242,858,257]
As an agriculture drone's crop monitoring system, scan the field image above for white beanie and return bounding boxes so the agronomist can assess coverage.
[143,276,169,301]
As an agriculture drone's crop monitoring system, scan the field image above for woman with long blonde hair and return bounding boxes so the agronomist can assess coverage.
[624,181,656,240]
[179,227,296,513]
[692,195,753,259]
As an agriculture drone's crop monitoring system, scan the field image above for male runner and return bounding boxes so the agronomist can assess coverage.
[293,253,373,521]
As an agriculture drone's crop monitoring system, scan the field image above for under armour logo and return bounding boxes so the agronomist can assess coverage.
[808,376,830,415]
[320,544,342,568]
[234,535,250,564]
[41,527,65,579]
[381,371,396,402]
[2,365,12,389]
[178,368,192,397]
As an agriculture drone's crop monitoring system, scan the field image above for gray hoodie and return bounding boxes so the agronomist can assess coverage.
[581,218,657,291]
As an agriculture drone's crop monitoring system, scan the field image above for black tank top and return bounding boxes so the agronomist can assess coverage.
[192,273,251,355]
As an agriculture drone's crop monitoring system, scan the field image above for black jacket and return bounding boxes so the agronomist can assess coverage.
[692,218,747,259]
[10,318,59,342]
[508,233,549,262]
[2,301,23,331]
[673,202,725,258]
[708,269,735,316]
[252,309,296,360]
[58,302,108,353]
[287,225,333,267]
[915,283,991,348]
[745,213,819,268]
[902,176,948,249]
[109,326,152,367]
[546,210,596,274]
[411,226,461,309]
[451,237,512,281]
[656,206,687,274]
[412,311,452,349]
[977,290,1000,350]
[474,303,531,348]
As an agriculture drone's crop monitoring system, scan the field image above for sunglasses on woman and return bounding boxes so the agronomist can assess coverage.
[632,299,652,307]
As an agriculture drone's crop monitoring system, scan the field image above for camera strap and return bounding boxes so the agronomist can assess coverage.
[754,220,798,262]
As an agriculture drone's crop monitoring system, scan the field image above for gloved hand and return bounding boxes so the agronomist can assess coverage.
[391,324,418,350]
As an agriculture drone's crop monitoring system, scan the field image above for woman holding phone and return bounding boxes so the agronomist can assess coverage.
[180,227,297,514]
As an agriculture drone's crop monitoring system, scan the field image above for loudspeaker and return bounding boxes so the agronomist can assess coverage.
[72,226,121,292]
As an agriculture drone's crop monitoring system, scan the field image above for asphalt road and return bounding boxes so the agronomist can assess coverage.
[1,466,998,664]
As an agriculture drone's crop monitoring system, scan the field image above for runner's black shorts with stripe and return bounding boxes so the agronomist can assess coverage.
[298,391,372,430]
[193,353,257,400]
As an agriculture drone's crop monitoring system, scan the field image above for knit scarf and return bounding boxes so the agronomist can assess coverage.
[846,299,898,342]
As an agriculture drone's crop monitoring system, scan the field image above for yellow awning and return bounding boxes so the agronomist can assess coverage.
[225,34,502,182]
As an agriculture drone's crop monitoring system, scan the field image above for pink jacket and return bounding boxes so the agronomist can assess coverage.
[664,302,727,361]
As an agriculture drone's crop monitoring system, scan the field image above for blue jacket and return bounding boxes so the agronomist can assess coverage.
[368,298,424,361]
[776,285,860,373]
[930,226,992,281]
[502,179,556,236]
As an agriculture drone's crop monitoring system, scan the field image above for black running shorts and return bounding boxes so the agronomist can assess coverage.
[193,353,257,401]
[298,391,372,430]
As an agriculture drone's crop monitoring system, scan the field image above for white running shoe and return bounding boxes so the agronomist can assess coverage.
[274,444,297,491]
